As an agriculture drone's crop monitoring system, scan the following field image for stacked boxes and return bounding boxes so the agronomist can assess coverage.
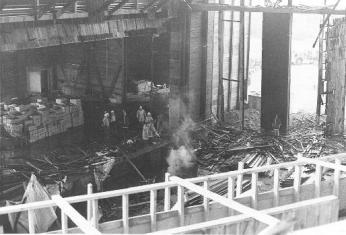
[1,98,84,143]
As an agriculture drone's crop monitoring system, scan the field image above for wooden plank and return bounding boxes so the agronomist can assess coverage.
[51,195,101,234]
[148,195,337,235]
[228,177,235,216]
[56,0,78,18]
[191,3,346,15]
[150,190,157,232]
[273,168,280,207]
[170,176,280,226]
[122,194,129,233]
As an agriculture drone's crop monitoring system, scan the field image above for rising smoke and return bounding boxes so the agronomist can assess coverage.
[167,117,197,177]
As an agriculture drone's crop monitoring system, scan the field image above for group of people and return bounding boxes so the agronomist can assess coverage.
[136,106,160,141]
[101,105,160,141]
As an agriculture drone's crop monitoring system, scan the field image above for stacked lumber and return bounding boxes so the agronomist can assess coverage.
[1,97,84,143]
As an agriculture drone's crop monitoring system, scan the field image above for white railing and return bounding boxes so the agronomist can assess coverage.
[0,154,345,234]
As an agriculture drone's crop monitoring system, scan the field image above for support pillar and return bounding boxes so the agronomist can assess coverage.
[261,13,292,133]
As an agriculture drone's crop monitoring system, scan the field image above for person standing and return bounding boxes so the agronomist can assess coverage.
[110,110,117,135]
[136,105,146,133]
[102,112,110,139]
[142,112,159,141]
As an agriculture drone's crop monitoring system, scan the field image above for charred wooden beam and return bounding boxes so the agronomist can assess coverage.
[56,0,78,18]
[191,3,346,15]
[141,0,161,12]
[90,0,115,16]
[107,0,129,18]
[37,0,56,19]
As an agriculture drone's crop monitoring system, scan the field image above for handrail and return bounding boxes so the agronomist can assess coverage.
[1,155,346,229]
[169,176,280,226]
[51,195,101,235]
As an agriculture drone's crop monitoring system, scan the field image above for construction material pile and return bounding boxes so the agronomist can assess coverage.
[181,113,346,205]
[0,145,121,203]
[0,97,84,144]
[192,112,345,175]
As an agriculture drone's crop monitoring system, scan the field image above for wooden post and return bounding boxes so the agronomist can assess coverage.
[87,183,92,221]
[251,172,258,209]
[228,176,235,216]
[61,212,68,233]
[236,162,244,196]
[217,0,225,121]
[294,165,301,201]
[150,190,157,232]
[164,173,171,211]
[203,180,209,220]
[92,199,98,229]
[122,194,129,233]
[122,38,128,105]
[28,209,35,234]
[334,158,341,197]
[245,0,252,99]
[238,0,245,129]
[227,0,235,112]
[315,164,322,198]
[273,168,280,207]
[177,185,185,226]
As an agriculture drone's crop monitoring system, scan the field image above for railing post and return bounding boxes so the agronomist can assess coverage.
[87,183,92,221]
[164,172,171,211]
[315,164,322,198]
[273,168,280,207]
[150,189,157,232]
[236,162,244,196]
[334,158,341,197]
[294,165,301,202]
[177,185,185,226]
[251,172,258,209]
[28,209,35,234]
[227,177,235,216]
[203,180,209,220]
[61,212,68,233]
[92,198,98,229]
[122,194,129,233]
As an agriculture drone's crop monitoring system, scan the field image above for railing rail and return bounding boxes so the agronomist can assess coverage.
[0,154,345,234]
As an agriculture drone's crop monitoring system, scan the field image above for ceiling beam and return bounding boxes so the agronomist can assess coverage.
[56,0,78,18]
[107,0,129,18]
[141,0,160,12]
[37,0,56,19]
[90,0,115,16]
[191,3,346,15]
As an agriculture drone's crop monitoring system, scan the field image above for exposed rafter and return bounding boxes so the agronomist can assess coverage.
[37,0,56,19]
[141,0,160,12]
[106,0,129,18]
[90,0,116,16]
[191,3,346,15]
[56,0,78,18]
